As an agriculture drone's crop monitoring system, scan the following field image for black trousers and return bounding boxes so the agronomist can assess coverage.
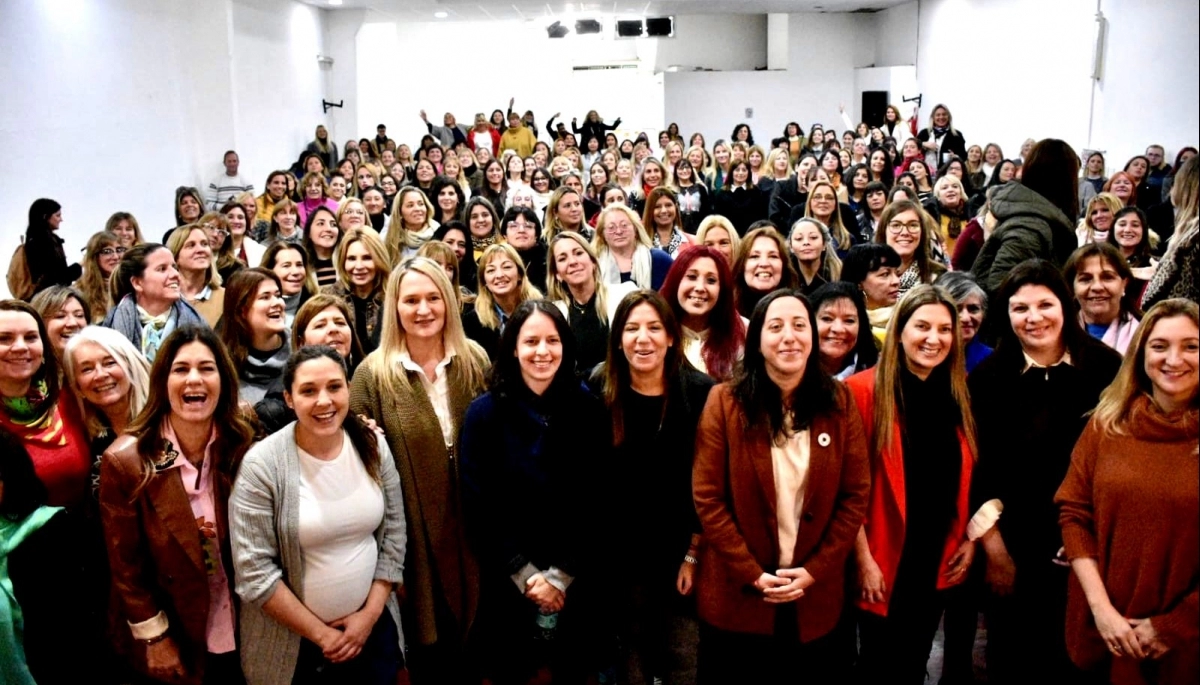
[614,579,699,685]
[982,560,1080,684]
[697,605,842,685]
[857,583,948,685]
[292,611,402,685]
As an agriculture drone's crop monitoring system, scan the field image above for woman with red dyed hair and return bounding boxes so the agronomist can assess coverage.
[659,245,747,380]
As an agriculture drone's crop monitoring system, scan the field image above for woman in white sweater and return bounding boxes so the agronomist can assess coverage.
[230,345,407,685]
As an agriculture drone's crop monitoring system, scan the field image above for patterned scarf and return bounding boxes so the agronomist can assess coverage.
[471,234,497,254]
[652,228,684,256]
[138,306,176,362]
[1,378,51,424]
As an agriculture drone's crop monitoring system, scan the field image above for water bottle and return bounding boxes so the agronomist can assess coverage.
[535,609,558,641]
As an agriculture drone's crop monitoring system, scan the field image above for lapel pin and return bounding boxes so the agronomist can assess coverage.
[817,432,831,447]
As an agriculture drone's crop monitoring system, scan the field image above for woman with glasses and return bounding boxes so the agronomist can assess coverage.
[74,231,124,323]
[874,200,944,299]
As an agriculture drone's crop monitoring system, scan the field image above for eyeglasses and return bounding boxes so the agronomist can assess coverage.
[98,247,127,257]
[207,227,230,238]
[886,221,922,235]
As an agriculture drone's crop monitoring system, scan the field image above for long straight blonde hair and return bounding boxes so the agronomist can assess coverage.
[365,257,488,399]
[1091,298,1198,435]
[546,233,614,325]
[872,284,977,460]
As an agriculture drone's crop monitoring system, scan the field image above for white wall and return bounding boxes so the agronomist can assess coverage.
[654,14,768,72]
[873,1,918,66]
[664,12,876,145]
[0,0,327,294]
[1091,0,1200,167]
[915,0,1096,159]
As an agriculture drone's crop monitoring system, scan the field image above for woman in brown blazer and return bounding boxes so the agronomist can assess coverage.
[693,288,871,683]
[348,258,490,684]
[99,325,256,684]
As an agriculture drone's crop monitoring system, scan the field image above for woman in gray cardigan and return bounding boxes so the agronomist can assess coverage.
[230,346,407,685]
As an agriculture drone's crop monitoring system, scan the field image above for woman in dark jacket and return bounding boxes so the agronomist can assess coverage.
[916,104,967,169]
[693,288,870,682]
[968,260,1122,685]
[572,110,622,151]
[23,198,81,297]
[714,162,767,233]
[972,140,1082,294]
[589,290,715,684]
[460,300,609,685]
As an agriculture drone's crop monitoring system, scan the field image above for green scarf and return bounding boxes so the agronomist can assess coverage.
[1,506,63,685]
[0,379,50,425]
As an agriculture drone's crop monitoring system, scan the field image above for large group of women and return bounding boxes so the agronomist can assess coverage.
[5,102,1197,685]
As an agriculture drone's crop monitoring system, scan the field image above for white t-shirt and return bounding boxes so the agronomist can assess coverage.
[473,130,493,152]
[297,434,384,622]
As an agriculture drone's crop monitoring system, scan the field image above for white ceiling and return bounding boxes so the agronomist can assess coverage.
[305,0,908,22]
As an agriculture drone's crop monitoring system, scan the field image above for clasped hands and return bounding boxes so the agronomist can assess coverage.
[525,573,565,614]
[753,567,814,604]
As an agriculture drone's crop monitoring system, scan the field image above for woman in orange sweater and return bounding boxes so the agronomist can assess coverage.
[845,284,977,684]
[1056,298,1199,685]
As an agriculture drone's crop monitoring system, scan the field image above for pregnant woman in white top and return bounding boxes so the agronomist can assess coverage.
[231,345,407,685]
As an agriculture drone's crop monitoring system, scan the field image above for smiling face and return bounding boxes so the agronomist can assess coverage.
[271,247,307,296]
[861,265,900,309]
[343,240,377,294]
[1109,175,1133,200]
[790,222,825,264]
[984,145,1002,165]
[1145,315,1199,410]
[902,138,920,158]
[622,302,674,378]
[400,192,428,228]
[179,195,201,222]
[308,211,338,251]
[437,186,460,215]
[761,296,812,383]
[809,185,837,221]
[166,341,221,425]
[274,208,297,236]
[111,219,137,248]
[415,161,435,183]
[901,303,954,378]
[96,241,123,277]
[731,164,749,185]
[43,297,85,358]
[303,306,352,358]
[531,172,552,194]
[886,209,922,260]
[558,191,584,227]
[553,239,595,291]
[1113,213,1144,252]
[997,161,1016,183]
[398,271,446,343]
[652,195,676,229]
[176,229,212,281]
[676,256,721,327]
[286,356,349,439]
[932,107,949,127]
[484,256,520,299]
[816,298,859,368]
[132,248,181,306]
[0,311,43,387]
[516,311,562,394]
[70,340,131,411]
[1073,255,1125,326]
[361,190,384,216]
[939,181,962,206]
[744,236,783,292]
[439,228,468,262]
[957,293,984,345]
[1008,284,1065,358]
[1089,203,1114,231]
[643,164,663,187]
[504,216,538,251]
[245,280,286,340]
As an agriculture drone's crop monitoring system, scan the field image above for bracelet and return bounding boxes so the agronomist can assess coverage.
[139,632,169,646]
[684,554,698,566]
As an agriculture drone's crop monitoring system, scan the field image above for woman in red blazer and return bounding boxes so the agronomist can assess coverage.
[693,288,871,683]
[845,284,978,684]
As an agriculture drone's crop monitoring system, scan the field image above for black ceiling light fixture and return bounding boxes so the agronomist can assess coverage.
[615,19,643,37]
[645,16,674,37]
[547,20,569,38]
[575,18,602,34]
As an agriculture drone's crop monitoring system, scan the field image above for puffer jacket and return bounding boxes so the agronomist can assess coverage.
[972,182,1076,293]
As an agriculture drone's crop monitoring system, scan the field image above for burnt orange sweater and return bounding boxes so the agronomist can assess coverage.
[1056,395,1199,685]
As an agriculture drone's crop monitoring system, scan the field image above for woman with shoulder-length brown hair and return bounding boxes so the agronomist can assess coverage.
[693,287,870,682]
[166,224,225,329]
[348,258,490,683]
[1056,298,1199,684]
[99,324,256,684]
[732,225,800,319]
[845,284,978,685]
[220,268,289,405]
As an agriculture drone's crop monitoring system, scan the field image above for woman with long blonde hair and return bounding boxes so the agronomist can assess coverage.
[1142,154,1199,308]
[1056,298,1198,683]
[462,243,542,360]
[546,232,636,371]
[846,284,978,685]
[385,186,438,261]
[348,258,489,682]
